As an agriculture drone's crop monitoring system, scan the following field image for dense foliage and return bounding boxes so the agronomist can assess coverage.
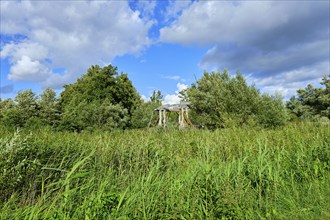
[287,75,330,121]
[130,90,163,129]
[60,65,141,131]
[1,65,328,130]
[187,70,288,129]
[0,124,329,219]
[0,89,59,129]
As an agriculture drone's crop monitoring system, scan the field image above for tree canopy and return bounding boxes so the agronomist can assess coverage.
[1,65,326,131]
[59,65,141,131]
[286,75,330,121]
[187,70,288,128]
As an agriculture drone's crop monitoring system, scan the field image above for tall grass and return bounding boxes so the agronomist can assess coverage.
[0,123,329,219]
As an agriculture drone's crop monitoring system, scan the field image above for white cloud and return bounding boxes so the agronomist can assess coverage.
[1,0,153,88]
[141,94,149,102]
[9,55,51,82]
[1,41,52,82]
[1,41,48,61]
[176,82,188,91]
[163,94,181,104]
[163,82,188,104]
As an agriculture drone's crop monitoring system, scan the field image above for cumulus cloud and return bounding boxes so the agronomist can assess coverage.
[163,82,188,104]
[1,41,48,61]
[9,55,52,82]
[1,0,153,88]
[1,41,52,82]
[160,1,330,97]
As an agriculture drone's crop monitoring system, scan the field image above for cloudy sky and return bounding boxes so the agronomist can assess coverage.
[1,0,329,103]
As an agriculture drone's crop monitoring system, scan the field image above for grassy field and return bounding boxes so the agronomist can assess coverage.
[0,123,329,219]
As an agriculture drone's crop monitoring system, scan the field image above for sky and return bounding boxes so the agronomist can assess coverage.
[1,0,329,103]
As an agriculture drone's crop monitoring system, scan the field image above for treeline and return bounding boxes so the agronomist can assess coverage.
[0,65,161,131]
[0,65,329,130]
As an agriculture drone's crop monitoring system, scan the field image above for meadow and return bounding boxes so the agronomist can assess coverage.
[0,123,329,219]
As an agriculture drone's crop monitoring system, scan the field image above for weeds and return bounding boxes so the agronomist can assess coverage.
[0,123,329,219]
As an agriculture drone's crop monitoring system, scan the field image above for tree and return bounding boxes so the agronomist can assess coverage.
[0,90,39,128]
[0,98,16,127]
[60,99,129,131]
[256,93,288,127]
[14,90,39,127]
[39,88,60,126]
[60,65,141,130]
[150,90,163,104]
[187,70,287,128]
[287,75,330,120]
[319,74,330,117]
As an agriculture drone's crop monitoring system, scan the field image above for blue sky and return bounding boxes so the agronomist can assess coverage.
[1,0,329,103]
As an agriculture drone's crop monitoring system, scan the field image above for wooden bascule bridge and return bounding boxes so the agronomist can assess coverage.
[154,101,193,128]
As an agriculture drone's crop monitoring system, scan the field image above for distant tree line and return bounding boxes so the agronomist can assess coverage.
[0,65,329,131]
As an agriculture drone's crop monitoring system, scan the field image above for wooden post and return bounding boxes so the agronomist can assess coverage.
[158,110,162,126]
[163,110,166,127]
[180,108,184,127]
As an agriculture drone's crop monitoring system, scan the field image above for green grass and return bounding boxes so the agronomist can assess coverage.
[0,123,329,219]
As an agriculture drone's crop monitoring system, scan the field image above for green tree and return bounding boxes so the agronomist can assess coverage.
[14,90,39,127]
[0,98,17,127]
[256,93,288,127]
[0,90,39,128]
[150,90,163,104]
[60,99,128,131]
[319,75,330,117]
[287,75,330,120]
[38,88,60,126]
[187,70,287,128]
[60,65,140,130]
